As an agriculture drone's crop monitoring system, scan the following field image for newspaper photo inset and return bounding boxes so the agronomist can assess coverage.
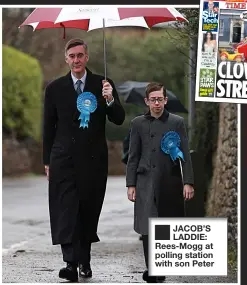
[201,31,218,68]
[202,1,219,32]
[196,0,247,103]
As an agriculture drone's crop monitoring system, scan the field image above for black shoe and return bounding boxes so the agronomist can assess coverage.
[79,264,92,278]
[142,270,166,283]
[142,270,158,283]
[59,263,78,282]
[157,276,166,282]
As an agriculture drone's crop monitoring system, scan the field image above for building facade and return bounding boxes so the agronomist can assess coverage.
[219,9,247,47]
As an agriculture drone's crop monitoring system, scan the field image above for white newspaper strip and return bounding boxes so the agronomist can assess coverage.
[149,217,228,276]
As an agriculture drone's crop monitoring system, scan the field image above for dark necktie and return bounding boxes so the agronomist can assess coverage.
[76,80,82,95]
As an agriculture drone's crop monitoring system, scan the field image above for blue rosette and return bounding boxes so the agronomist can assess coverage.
[161,131,184,162]
[77,92,97,128]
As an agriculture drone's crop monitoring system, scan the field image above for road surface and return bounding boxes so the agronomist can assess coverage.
[2,176,237,283]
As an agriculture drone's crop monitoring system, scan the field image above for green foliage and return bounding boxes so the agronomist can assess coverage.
[228,242,237,271]
[86,29,188,107]
[177,8,200,38]
[2,45,43,141]
[106,97,144,141]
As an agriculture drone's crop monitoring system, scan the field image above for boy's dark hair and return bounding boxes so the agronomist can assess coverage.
[64,38,88,55]
[145,82,166,99]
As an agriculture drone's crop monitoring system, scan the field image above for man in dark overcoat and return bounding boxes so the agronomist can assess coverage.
[126,82,194,283]
[43,38,125,282]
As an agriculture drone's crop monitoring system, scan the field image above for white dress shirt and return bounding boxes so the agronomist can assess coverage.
[71,70,87,93]
[71,70,114,106]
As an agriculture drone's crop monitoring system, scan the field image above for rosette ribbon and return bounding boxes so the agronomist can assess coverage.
[161,130,187,215]
[77,92,97,128]
[161,131,184,162]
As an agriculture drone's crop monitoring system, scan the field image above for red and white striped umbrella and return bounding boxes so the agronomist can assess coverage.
[19,6,188,78]
[20,7,188,30]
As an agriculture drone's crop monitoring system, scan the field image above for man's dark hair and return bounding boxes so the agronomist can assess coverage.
[145,82,166,99]
[64,38,88,55]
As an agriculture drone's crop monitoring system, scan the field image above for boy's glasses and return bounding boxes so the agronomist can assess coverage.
[149,98,165,103]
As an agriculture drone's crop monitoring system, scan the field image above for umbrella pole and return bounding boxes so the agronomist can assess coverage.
[179,158,187,217]
[103,18,107,80]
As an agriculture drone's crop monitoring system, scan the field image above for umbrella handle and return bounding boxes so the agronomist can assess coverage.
[103,18,107,80]
[179,158,184,184]
[102,18,110,104]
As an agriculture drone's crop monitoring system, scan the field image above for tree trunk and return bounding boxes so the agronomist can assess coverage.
[206,103,238,245]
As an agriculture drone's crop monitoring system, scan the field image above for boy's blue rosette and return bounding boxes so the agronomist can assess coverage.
[161,131,184,162]
[77,92,97,128]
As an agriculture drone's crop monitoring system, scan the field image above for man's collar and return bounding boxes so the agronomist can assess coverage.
[71,69,87,85]
[144,108,169,122]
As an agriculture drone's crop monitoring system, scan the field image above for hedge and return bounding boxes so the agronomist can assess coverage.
[2,45,43,141]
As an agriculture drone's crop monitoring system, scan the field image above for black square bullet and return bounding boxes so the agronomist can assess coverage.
[155,225,170,240]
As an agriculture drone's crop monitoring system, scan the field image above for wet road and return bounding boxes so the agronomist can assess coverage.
[2,176,237,283]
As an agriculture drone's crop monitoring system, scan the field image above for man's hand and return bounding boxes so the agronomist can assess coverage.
[44,165,49,180]
[102,80,113,103]
[127,187,136,202]
[183,184,194,200]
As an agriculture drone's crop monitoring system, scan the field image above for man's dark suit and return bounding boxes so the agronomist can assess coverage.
[43,67,125,265]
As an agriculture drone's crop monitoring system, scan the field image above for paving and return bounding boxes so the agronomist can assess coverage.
[2,176,237,283]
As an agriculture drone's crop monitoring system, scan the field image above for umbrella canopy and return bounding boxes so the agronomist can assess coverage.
[116,81,188,114]
[19,7,188,31]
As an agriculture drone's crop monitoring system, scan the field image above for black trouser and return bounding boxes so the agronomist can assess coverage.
[61,241,91,266]
[142,235,149,269]
[61,201,91,266]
